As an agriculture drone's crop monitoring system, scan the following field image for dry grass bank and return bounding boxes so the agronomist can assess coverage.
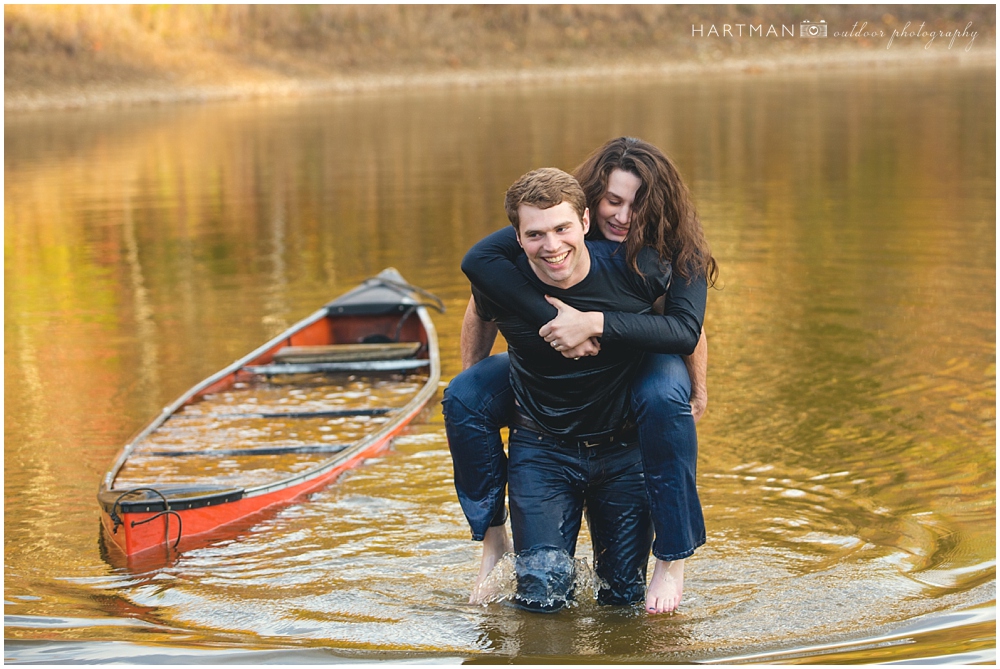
[5,4,995,111]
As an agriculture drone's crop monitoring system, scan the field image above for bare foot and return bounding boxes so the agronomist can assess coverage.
[469,524,513,604]
[646,558,684,614]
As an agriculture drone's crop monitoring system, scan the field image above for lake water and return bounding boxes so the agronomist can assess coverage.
[4,63,995,663]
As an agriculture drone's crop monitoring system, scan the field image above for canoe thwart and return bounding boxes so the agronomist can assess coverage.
[170,408,394,420]
[273,342,421,364]
[244,359,430,375]
[147,444,350,457]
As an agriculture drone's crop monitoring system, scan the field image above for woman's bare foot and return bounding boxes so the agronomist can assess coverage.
[645,558,684,614]
[469,524,513,604]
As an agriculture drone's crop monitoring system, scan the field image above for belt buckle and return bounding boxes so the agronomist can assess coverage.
[581,438,601,448]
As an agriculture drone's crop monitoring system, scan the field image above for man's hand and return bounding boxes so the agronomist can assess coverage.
[460,296,498,370]
[690,392,707,423]
[539,296,604,351]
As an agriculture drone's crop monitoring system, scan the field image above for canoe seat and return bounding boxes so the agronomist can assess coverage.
[272,342,421,364]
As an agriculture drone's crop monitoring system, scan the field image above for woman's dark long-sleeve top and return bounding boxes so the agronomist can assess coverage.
[461,227,705,355]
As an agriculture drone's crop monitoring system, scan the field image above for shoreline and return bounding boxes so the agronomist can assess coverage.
[5,47,994,113]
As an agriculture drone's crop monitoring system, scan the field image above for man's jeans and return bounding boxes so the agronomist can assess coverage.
[508,425,652,609]
[442,352,705,560]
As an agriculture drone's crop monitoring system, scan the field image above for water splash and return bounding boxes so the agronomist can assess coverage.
[475,549,609,609]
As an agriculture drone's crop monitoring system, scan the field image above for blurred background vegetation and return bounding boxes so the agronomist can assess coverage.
[5,4,995,106]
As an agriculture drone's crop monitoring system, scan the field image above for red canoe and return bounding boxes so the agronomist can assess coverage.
[97,268,441,558]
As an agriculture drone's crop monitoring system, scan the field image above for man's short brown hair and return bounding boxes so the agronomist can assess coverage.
[504,168,587,231]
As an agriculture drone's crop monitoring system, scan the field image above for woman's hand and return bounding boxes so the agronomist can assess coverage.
[539,296,604,350]
[560,337,601,359]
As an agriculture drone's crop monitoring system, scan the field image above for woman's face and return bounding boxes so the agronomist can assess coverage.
[595,168,642,243]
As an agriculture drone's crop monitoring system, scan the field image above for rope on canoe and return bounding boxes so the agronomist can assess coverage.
[393,305,417,342]
[109,487,183,549]
[366,277,446,314]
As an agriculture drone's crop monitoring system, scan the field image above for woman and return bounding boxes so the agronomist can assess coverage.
[444,137,717,614]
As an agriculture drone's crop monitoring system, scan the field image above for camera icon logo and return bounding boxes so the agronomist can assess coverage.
[800,20,828,38]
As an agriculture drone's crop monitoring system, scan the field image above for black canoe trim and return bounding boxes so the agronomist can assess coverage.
[324,276,445,317]
[98,487,246,514]
[168,408,393,420]
[243,359,430,374]
[147,444,350,458]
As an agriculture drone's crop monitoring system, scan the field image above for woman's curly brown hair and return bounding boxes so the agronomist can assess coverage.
[574,137,718,286]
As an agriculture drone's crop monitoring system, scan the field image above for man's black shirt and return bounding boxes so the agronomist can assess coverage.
[472,240,670,437]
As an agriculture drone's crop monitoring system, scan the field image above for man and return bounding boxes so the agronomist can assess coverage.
[455,167,671,611]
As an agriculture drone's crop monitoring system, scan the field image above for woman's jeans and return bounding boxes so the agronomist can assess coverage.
[443,352,706,562]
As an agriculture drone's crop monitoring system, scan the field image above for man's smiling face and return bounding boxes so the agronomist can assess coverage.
[516,201,591,289]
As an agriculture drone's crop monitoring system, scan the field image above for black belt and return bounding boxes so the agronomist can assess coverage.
[510,412,637,449]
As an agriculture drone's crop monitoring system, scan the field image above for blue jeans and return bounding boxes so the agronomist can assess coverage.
[631,353,706,560]
[508,427,652,609]
[443,352,705,561]
[442,354,513,540]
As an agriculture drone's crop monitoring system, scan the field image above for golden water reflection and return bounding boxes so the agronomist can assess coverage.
[117,373,425,487]
[4,64,995,661]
